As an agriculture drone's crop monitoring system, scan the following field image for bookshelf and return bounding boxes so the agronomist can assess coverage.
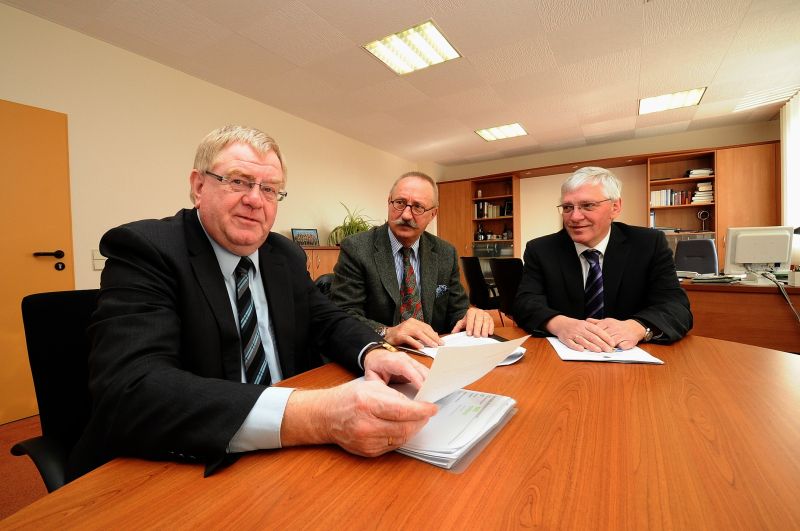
[647,151,715,233]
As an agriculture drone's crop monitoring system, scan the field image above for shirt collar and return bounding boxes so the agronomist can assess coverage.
[573,227,611,257]
[388,225,420,257]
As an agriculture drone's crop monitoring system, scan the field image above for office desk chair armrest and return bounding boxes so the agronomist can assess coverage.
[11,435,68,493]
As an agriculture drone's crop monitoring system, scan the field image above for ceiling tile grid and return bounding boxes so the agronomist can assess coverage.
[3,0,794,165]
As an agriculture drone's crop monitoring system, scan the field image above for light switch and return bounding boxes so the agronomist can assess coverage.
[91,249,105,260]
[92,259,106,271]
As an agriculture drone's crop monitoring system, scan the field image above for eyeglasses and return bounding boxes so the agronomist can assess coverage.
[205,171,288,202]
[556,198,612,214]
[389,199,436,216]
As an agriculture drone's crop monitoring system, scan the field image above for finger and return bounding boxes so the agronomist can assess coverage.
[561,335,584,351]
[464,310,478,336]
[450,318,465,334]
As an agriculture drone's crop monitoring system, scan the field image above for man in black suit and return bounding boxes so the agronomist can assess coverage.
[513,167,692,352]
[67,125,436,480]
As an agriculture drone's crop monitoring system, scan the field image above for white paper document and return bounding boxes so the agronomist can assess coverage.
[395,388,516,469]
[546,337,664,364]
[414,335,530,404]
[419,332,526,366]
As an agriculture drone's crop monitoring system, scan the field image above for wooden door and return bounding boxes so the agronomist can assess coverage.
[715,143,780,266]
[0,99,74,424]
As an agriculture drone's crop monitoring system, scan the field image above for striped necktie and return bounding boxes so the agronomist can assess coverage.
[235,257,270,385]
[399,247,423,321]
[583,249,604,319]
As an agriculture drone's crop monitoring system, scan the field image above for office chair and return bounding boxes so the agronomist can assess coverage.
[674,239,718,274]
[314,272,335,298]
[489,258,523,322]
[11,289,98,492]
[460,256,503,325]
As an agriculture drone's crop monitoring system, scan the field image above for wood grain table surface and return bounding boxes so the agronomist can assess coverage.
[3,330,799,530]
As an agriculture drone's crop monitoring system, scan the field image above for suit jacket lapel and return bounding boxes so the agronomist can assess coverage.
[374,224,401,308]
[258,240,296,377]
[556,229,585,312]
[418,233,437,324]
[184,209,241,381]
[601,223,628,314]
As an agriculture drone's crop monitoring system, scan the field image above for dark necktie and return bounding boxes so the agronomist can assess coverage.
[235,257,270,385]
[399,247,423,321]
[583,249,604,319]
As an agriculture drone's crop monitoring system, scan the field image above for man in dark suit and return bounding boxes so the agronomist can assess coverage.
[514,167,692,352]
[67,126,436,481]
[331,172,494,350]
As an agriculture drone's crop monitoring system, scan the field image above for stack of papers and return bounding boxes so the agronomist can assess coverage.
[394,334,529,469]
[394,387,516,469]
[547,337,663,364]
[691,274,741,284]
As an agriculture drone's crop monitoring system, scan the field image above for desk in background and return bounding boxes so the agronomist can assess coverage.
[3,332,799,529]
[682,282,800,353]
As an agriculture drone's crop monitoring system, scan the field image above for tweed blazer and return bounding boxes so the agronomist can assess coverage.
[330,224,469,334]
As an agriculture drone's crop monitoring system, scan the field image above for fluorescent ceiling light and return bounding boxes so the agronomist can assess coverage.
[734,86,800,112]
[639,87,706,115]
[476,123,528,141]
[363,20,460,75]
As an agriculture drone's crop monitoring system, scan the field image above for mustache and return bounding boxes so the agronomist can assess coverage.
[391,218,419,229]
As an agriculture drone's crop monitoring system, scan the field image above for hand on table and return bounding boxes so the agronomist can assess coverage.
[588,318,646,350]
[451,307,495,337]
[384,318,443,349]
[546,315,615,352]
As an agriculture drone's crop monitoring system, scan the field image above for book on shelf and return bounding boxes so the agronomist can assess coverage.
[686,168,714,176]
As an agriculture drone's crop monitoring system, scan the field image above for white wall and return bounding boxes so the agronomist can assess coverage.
[519,165,647,245]
[0,4,414,289]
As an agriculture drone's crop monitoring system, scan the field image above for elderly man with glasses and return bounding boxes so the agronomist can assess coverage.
[67,126,437,483]
[331,171,494,350]
[514,166,692,352]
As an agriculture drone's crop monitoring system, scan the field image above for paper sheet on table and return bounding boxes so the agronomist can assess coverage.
[546,337,663,364]
[414,335,529,403]
[419,332,526,366]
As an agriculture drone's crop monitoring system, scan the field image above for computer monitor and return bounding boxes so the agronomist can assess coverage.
[723,226,793,282]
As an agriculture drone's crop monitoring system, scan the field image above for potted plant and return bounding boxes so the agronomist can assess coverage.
[328,203,375,245]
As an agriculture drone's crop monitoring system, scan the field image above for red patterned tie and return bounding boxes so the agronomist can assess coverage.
[399,247,423,321]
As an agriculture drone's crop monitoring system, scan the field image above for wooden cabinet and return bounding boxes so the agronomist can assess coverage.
[647,142,780,267]
[647,150,716,234]
[302,246,339,280]
[437,180,473,258]
[715,143,780,266]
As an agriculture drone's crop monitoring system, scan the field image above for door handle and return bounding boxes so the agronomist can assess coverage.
[33,250,65,259]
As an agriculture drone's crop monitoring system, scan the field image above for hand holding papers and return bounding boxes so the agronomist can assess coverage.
[393,334,529,470]
[414,335,529,403]
[546,337,663,364]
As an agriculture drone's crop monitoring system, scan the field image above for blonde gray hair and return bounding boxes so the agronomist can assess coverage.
[561,166,621,200]
[191,125,285,203]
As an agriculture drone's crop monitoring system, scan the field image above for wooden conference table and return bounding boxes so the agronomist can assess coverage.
[4,331,800,530]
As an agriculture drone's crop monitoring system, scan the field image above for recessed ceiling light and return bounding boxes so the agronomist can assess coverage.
[639,87,706,115]
[475,123,527,141]
[363,20,460,75]
[734,86,800,112]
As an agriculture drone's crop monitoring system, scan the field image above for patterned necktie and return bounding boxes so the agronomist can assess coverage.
[399,247,423,321]
[235,257,270,385]
[583,249,604,319]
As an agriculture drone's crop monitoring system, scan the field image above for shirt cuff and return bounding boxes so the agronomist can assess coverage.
[227,386,295,453]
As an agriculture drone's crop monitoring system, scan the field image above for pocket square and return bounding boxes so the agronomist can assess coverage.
[435,284,448,298]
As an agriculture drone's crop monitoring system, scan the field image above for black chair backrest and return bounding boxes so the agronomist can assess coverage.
[314,273,335,298]
[489,258,523,317]
[20,289,98,453]
[674,239,718,274]
[460,256,498,309]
